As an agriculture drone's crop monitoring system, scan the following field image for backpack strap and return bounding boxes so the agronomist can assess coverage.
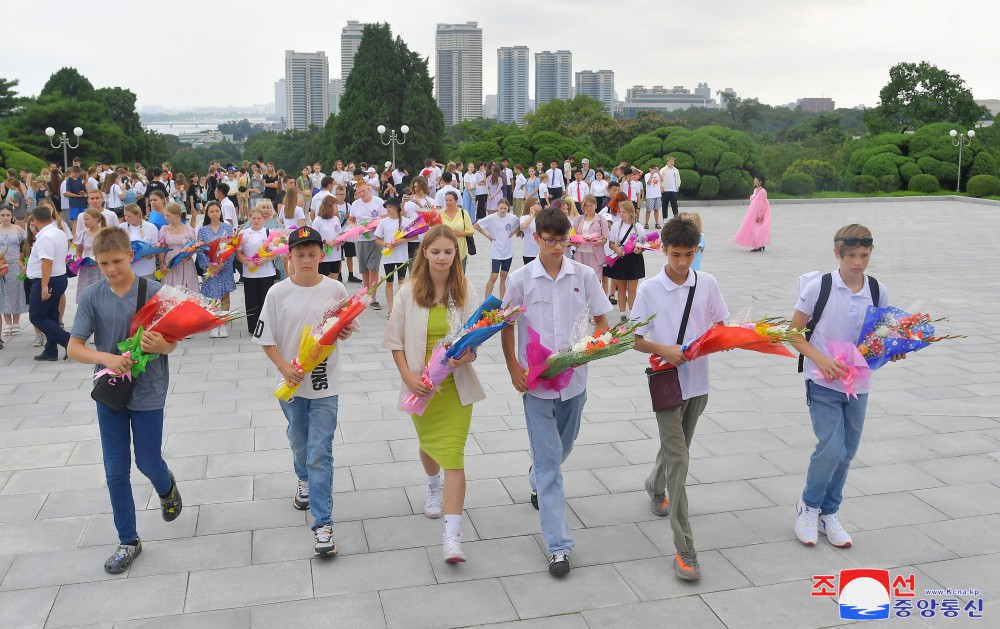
[868,275,880,308]
[136,276,147,312]
[798,272,832,373]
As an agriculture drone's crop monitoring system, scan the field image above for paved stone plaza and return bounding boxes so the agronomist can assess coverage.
[0,199,997,628]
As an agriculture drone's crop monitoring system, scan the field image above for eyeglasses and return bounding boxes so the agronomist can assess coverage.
[540,237,571,248]
[836,237,873,247]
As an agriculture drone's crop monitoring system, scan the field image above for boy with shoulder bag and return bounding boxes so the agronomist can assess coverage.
[630,217,728,582]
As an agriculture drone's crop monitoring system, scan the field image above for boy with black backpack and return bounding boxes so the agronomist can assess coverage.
[788,224,893,550]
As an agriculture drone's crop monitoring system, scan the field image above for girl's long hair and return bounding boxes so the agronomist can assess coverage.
[283,185,300,219]
[409,224,467,309]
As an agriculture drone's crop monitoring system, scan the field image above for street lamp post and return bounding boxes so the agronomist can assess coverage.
[377,124,408,172]
[949,128,976,192]
[45,126,83,171]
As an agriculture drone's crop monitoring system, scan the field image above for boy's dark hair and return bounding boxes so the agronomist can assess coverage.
[321,175,334,189]
[93,227,132,256]
[31,205,53,223]
[216,182,230,196]
[534,207,571,237]
[660,217,701,248]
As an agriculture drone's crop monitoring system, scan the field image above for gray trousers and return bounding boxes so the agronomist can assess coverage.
[646,394,708,554]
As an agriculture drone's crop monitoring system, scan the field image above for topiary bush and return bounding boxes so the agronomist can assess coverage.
[916,156,955,185]
[907,174,940,193]
[862,153,901,181]
[716,151,744,172]
[719,169,753,198]
[678,169,700,196]
[503,147,534,169]
[616,135,663,167]
[533,146,563,166]
[698,175,720,199]
[784,159,838,191]
[967,174,1000,198]
[880,175,900,193]
[847,144,902,176]
[665,152,695,170]
[781,172,816,195]
[456,141,501,165]
[0,142,48,173]
[898,160,922,183]
[851,175,880,193]
[970,152,999,178]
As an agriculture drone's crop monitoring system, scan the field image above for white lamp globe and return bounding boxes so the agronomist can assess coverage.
[73,127,83,137]
[400,125,409,134]
[45,127,55,137]
[949,129,958,138]
[377,125,386,134]
[968,130,976,138]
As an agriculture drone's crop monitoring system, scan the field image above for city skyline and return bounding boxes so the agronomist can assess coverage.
[5,1,998,112]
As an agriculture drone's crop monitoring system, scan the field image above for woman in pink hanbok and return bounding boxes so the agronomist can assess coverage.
[733,176,770,252]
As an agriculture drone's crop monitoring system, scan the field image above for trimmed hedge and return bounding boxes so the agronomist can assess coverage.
[907,174,940,193]
[0,142,48,174]
[967,174,1000,198]
[698,175,720,199]
[784,159,838,191]
[861,153,901,181]
[880,175,900,193]
[970,152,999,178]
[781,173,816,195]
[678,169,700,195]
[851,175,879,193]
[898,160,921,183]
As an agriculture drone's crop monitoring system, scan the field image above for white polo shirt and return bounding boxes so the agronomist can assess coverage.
[434,185,460,209]
[566,181,590,205]
[623,180,641,202]
[27,222,70,278]
[505,257,614,401]
[220,197,238,227]
[795,270,888,395]
[513,173,527,199]
[631,268,729,400]
[310,189,332,215]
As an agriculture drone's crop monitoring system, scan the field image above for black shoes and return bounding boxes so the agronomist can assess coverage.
[347,274,362,283]
[549,553,570,577]
[33,353,57,361]
[159,471,182,522]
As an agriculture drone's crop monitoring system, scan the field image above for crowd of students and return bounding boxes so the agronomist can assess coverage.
[8,155,889,592]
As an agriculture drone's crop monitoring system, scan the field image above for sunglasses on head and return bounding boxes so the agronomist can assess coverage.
[836,237,873,247]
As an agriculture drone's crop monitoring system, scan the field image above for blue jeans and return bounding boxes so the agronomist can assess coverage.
[279,395,339,529]
[802,380,868,514]
[524,391,587,555]
[96,404,172,544]
[28,275,71,357]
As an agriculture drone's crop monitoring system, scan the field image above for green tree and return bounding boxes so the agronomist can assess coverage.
[522,95,607,137]
[331,23,444,171]
[723,95,764,130]
[0,77,20,119]
[864,61,987,133]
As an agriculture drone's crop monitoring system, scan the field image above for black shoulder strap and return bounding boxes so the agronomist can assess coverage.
[798,273,832,373]
[676,271,698,345]
[136,277,147,312]
[868,275,879,308]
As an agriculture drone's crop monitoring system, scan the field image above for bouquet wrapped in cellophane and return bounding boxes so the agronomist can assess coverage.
[382,212,442,257]
[855,306,964,370]
[67,255,96,275]
[333,217,381,246]
[154,240,207,280]
[569,228,604,246]
[526,310,654,392]
[131,240,171,260]
[246,229,290,271]
[204,231,243,277]
[605,232,659,267]
[274,264,406,401]
[402,295,525,416]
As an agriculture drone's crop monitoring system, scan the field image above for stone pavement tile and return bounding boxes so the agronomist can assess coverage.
[701,580,840,629]
[335,441,420,468]
[500,470,610,505]
[721,539,856,587]
[0,471,9,493]
[252,426,290,451]
[0,442,75,471]
[638,511,765,554]
[589,464,696,494]
[574,421,649,445]
[828,526,956,569]
[841,492,949,530]
[66,438,104,465]
[404,478,513,512]
[613,550,753,601]
[380,578,518,629]
[851,439,939,467]
[846,463,945,495]
[387,437,482,462]
[163,428,255,457]
[80,507,200,547]
[688,454,784,484]
[1,545,129,591]
[583,596,725,629]
[127,531,252,578]
[205,449,292,478]
[768,424,823,448]
[559,444,629,472]
[911,431,1000,457]
[609,438,661,465]
[908,415,998,434]
[142,476,253,510]
[37,486,151,520]
[0,586,58,629]
[429,535,547,584]
[251,592,385,629]
[196,499,304,536]
[473,428,530,454]
[761,447,817,474]
[537,523,660,568]
[501,564,639,619]
[351,460,429,491]
[311,547,436,596]
[465,451,534,481]
[917,515,1000,558]
[114,608,251,629]
[565,491,663,528]
[0,493,46,522]
[332,487,413,521]
[733,505,856,545]
[467,615,588,629]
[252,471,317,501]
[1,463,106,495]
[704,410,798,432]
[165,413,252,434]
[911,482,1000,519]
[0,554,11,582]
[0,516,88,554]
[747,474,862,508]
[186,560,313,613]
[697,429,791,457]
[363,512,480,553]
[686,480,775,517]
[47,573,188,628]
[162,455,208,482]
[918,553,1000,604]
[339,419,419,443]
[252,521,368,563]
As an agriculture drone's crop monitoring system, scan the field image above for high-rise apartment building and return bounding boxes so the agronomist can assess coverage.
[341,21,367,80]
[534,50,572,108]
[329,78,344,117]
[284,50,330,131]
[497,46,529,125]
[274,79,285,118]
[574,69,614,113]
[435,22,483,126]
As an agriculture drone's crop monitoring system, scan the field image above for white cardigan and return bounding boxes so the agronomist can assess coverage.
[382,279,487,410]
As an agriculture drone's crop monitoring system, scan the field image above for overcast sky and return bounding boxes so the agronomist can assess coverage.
[6,0,998,112]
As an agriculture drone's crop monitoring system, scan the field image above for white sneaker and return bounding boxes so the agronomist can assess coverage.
[795,499,820,546]
[423,481,444,519]
[443,532,466,563]
[209,327,219,338]
[32,332,45,347]
[820,513,853,548]
[219,326,229,338]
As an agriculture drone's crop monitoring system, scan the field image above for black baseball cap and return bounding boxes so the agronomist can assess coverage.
[383,197,400,208]
[288,226,323,249]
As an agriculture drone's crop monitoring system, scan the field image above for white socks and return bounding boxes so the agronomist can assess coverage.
[444,514,462,537]
[428,473,443,489]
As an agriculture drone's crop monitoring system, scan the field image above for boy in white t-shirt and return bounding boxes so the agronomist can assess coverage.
[643,164,663,230]
[474,199,519,300]
[373,198,414,317]
[254,226,352,558]
[631,217,729,582]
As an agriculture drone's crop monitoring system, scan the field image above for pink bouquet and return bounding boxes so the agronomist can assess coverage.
[333,218,381,246]
[605,232,659,267]
[812,341,871,400]
[569,229,603,246]
[382,212,442,256]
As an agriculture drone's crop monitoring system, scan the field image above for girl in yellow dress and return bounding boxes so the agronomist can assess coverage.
[383,225,485,562]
